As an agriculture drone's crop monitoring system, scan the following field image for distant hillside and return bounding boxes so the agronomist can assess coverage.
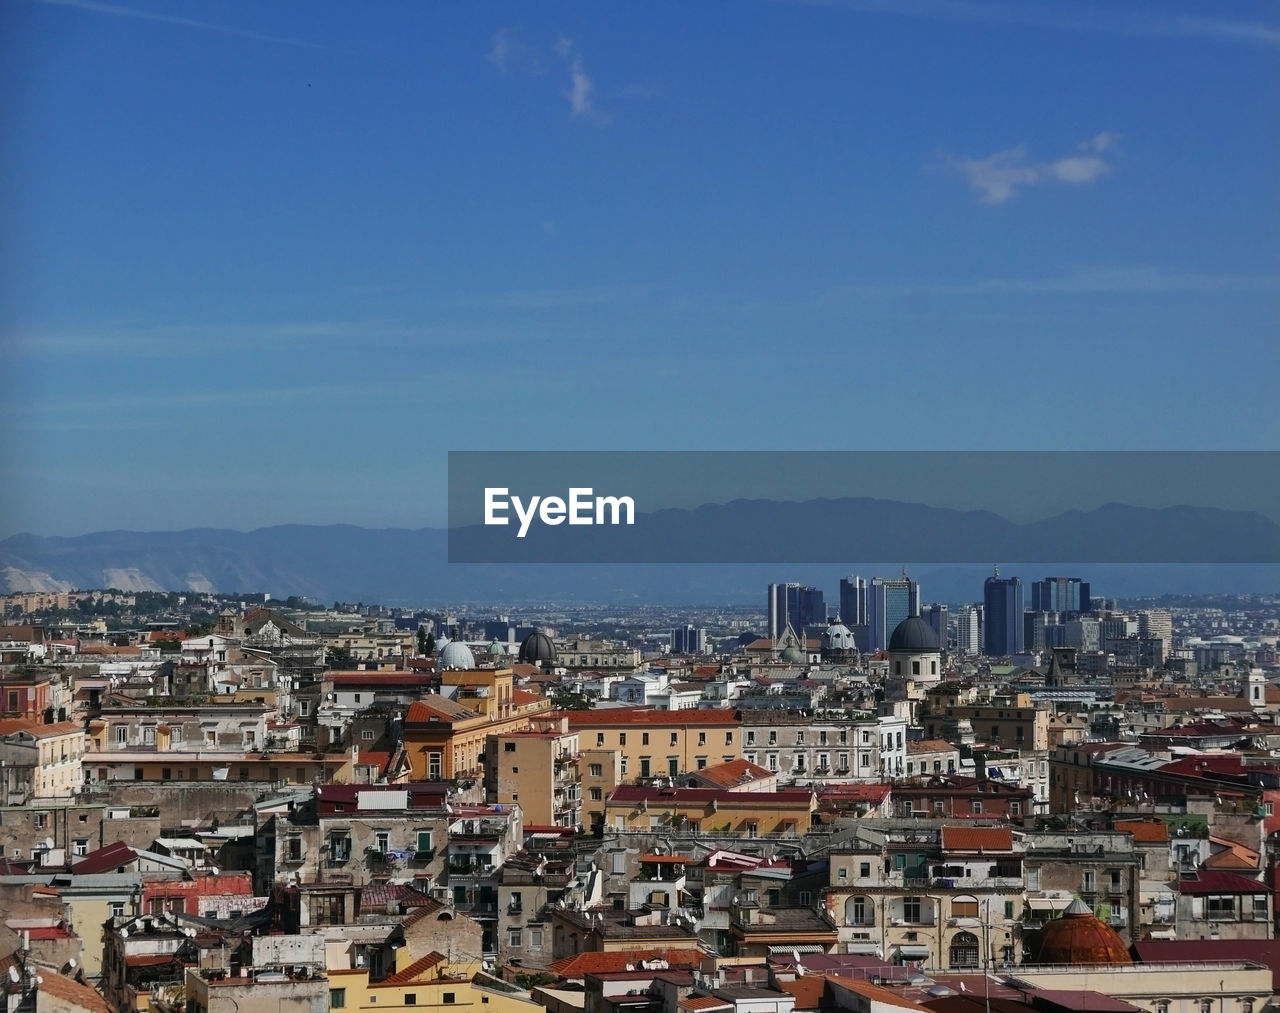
[1,498,1277,605]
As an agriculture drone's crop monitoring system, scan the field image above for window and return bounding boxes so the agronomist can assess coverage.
[110,901,126,918]
[589,763,602,777]
[953,898,978,918]
[531,929,543,947]
[1004,900,1014,919]
[799,891,812,905]
[1082,870,1095,893]
[404,995,416,1006]
[1254,895,1269,918]
[725,732,733,745]
[619,733,626,746]
[443,995,455,1005]
[417,831,433,853]
[1028,868,1041,890]
[1109,869,1122,890]
[903,897,922,923]
[859,862,870,878]
[1207,895,1236,919]
[328,833,352,862]
[590,787,602,801]
[796,731,805,744]
[971,800,982,814]
[747,730,756,745]
[330,990,346,1010]
[642,733,650,745]
[429,752,442,778]
[509,930,522,946]
[33,813,47,829]
[504,741,516,752]
[671,732,678,746]
[596,733,605,746]
[640,757,651,777]
[769,731,777,745]
[115,725,128,745]
[838,867,848,881]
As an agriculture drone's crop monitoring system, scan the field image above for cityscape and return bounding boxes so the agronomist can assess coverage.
[1,574,1279,1013]
[3,1,1276,1012]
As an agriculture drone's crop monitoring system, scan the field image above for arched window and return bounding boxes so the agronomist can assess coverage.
[951,895,979,919]
[949,931,980,969]
[845,895,874,926]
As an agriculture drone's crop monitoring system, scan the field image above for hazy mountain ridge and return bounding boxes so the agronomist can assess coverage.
[2,499,1277,605]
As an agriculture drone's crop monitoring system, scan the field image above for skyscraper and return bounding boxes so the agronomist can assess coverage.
[983,569,1024,656]
[866,576,920,653]
[839,576,868,626]
[671,624,708,655]
[921,603,949,655]
[767,583,826,639]
[955,605,982,656]
[1030,577,1091,616]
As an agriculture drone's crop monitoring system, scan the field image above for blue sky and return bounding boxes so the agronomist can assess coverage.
[2,0,1277,536]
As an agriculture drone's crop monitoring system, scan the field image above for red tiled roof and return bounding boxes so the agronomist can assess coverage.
[940,825,1014,852]
[548,948,706,977]
[512,688,546,706]
[1113,819,1169,843]
[691,758,772,788]
[72,841,138,875]
[36,969,111,1013]
[1178,871,1268,895]
[405,697,481,724]
[384,951,448,984]
[563,708,739,726]
[1134,940,1280,991]
[680,997,731,1011]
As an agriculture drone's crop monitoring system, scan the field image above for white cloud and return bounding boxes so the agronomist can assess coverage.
[489,30,609,123]
[947,134,1118,204]
[566,56,597,119]
[553,37,607,124]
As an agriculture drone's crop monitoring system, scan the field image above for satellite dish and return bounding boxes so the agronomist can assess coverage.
[8,968,19,983]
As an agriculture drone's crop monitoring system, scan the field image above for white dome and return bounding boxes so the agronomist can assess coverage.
[439,641,476,669]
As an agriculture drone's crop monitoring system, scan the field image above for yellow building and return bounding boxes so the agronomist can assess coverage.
[403,681,550,783]
[564,708,742,782]
[326,951,542,1013]
[484,717,580,827]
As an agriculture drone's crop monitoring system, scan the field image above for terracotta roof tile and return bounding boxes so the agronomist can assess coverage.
[1113,819,1169,843]
[548,948,706,977]
[384,952,448,983]
[939,825,1014,852]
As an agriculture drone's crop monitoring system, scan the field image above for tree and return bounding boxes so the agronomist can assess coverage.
[327,645,355,669]
[417,627,429,655]
[423,631,436,657]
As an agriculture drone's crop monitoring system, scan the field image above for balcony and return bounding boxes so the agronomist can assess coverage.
[413,849,436,862]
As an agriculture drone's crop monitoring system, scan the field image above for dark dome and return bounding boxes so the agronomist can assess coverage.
[518,630,556,664]
[1027,898,1132,966]
[888,615,939,653]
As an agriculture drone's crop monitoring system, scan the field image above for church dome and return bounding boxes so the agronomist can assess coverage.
[780,645,806,664]
[888,615,939,653]
[488,639,507,656]
[1027,898,1132,966]
[518,630,556,664]
[439,641,476,670]
[823,621,857,652]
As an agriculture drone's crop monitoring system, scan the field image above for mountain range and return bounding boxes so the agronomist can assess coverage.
[2,498,1277,605]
